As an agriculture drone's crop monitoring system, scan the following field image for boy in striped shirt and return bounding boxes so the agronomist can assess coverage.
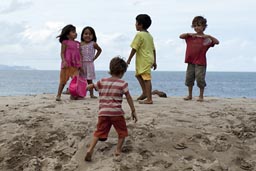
[85,57,137,161]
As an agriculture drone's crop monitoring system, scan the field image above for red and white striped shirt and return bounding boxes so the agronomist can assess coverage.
[94,77,129,116]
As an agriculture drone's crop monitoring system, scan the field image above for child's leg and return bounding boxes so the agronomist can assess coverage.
[85,136,99,161]
[195,65,206,101]
[184,86,193,100]
[115,137,125,155]
[184,64,195,100]
[56,83,65,101]
[198,87,204,102]
[143,80,153,103]
[87,80,97,98]
[136,75,147,100]
[111,116,128,155]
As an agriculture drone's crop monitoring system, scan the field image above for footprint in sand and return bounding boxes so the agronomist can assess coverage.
[235,157,254,171]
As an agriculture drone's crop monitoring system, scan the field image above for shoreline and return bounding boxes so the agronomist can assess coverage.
[0,94,256,170]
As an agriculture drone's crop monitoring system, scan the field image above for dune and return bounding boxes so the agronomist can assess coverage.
[0,94,255,171]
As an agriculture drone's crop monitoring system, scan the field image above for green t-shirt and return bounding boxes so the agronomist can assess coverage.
[131,31,155,75]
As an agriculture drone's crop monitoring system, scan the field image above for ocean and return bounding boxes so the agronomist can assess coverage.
[0,70,255,98]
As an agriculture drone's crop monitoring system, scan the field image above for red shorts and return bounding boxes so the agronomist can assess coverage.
[94,116,128,139]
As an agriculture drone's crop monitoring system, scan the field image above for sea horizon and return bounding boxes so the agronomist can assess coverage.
[0,70,255,98]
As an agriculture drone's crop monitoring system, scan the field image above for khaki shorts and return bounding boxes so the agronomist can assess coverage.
[140,73,151,81]
[60,67,79,84]
[185,64,206,88]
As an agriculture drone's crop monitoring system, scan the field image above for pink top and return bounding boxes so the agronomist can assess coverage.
[185,36,215,66]
[80,41,95,62]
[94,78,129,117]
[61,40,82,68]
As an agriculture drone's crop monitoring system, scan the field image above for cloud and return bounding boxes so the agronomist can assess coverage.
[0,0,32,14]
[0,21,26,44]
[22,21,64,44]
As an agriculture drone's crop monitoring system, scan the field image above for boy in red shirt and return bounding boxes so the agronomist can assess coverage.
[84,57,137,161]
[180,16,219,101]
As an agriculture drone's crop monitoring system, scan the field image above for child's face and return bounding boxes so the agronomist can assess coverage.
[193,24,205,34]
[135,21,143,31]
[68,30,77,40]
[82,29,94,42]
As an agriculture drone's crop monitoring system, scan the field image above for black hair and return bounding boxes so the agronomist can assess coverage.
[192,16,208,29]
[81,26,97,42]
[109,56,127,76]
[136,14,152,30]
[56,24,76,43]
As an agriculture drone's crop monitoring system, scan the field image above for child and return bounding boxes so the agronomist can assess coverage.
[180,16,219,101]
[80,26,102,98]
[127,14,157,104]
[56,24,82,101]
[84,57,137,162]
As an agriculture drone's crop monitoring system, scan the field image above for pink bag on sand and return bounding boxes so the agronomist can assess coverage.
[69,75,87,97]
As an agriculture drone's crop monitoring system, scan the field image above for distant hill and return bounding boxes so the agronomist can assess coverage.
[0,65,34,70]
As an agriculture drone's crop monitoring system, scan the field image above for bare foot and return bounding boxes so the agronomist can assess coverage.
[137,94,147,101]
[84,151,92,162]
[113,151,122,162]
[90,95,97,99]
[183,96,192,101]
[56,96,61,101]
[139,100,153,104]
[197,97,204,102]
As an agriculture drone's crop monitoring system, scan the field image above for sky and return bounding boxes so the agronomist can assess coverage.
[0,0,256,71]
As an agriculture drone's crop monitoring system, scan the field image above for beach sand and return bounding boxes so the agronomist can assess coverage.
[0,94,256,171]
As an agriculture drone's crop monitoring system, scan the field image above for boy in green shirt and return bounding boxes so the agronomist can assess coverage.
[127,14,157,104]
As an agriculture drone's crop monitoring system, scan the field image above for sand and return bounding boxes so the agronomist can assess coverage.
[0,94,256,171]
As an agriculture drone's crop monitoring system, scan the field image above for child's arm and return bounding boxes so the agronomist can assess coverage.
[152,49,157,70]
[87,84,94,91]
[179,33,195,39]
[127,48,136,64]
[61,43,67,67]
[206,35,219,45]
[93,42,102,61]
[125,92,137,123]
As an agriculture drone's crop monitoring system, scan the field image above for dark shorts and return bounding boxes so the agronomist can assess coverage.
[185,64,206,88]
[94,116,128,139]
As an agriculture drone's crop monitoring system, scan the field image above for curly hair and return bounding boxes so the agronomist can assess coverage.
[192,16,207,29]
[109,57,128,76]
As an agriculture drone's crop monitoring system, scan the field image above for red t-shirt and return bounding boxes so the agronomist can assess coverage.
[185,36,215,66]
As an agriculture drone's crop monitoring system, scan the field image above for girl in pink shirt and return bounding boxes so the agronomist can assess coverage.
[56,24,82,101]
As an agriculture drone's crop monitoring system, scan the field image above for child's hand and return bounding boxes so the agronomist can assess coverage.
[79,67,84,74]
[126,59,131,65]
[152,63,157,70]
[87,84,94,91]
[131,110,137,123]
[62,60,67,67]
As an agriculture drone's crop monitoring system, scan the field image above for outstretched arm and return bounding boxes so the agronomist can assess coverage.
[207,35,219,45]
[179,33,194,39]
